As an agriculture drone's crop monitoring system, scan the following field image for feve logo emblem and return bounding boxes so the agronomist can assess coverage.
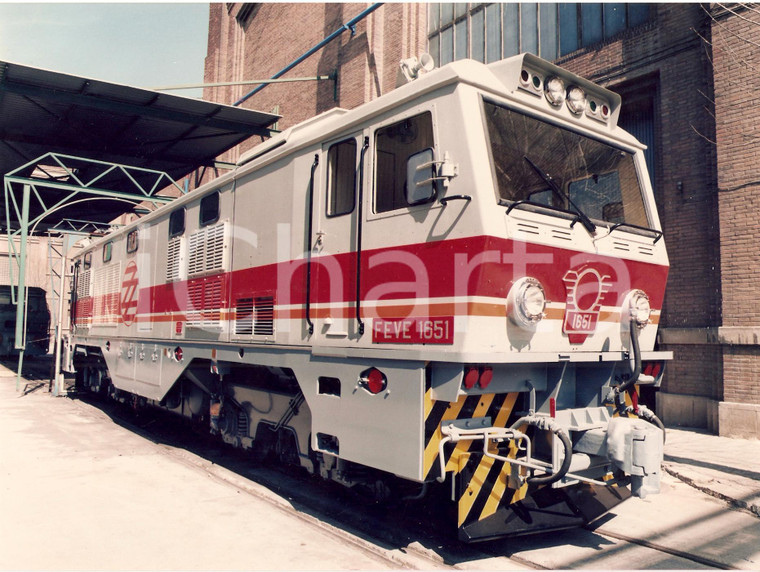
[562,266,612,344]
[120,260,139,326]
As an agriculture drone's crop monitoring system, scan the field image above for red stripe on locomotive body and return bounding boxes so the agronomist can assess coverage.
[123,235,667,318]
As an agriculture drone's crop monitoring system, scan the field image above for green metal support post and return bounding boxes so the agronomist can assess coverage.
[14,184,30,391]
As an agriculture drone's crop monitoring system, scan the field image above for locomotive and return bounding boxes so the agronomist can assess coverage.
[0,285,49,357]
[68,53,670,542]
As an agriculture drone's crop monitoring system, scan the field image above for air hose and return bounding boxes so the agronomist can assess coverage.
[510,416,573,486]
[617,318,642,395]
[614,319,667,442]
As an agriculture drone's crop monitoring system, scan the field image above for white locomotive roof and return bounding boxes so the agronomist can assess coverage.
[235,54,638,175]
[77,54,643,252]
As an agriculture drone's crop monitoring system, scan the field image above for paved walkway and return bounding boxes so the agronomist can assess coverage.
[663,427,760,517]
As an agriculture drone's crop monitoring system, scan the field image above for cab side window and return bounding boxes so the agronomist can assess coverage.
[326,139,357,217]
[126,230,138,254]
[169,208,185,237]
[374,112,435,213]
[200,191,220,227]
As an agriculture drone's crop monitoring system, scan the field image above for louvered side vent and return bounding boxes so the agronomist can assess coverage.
[187,230,205,277]
[92,263,121,325]
[551,229,573,241]
[186,281,204,328]
[516,222,540,236]
[253,296,275,336]
[188,223,227,277]
[166,236,182,282]
[187,279,223,330]
[206,224,226,272]
[204,280,222,328]
[77,269,91,298]
[235,298,254,335]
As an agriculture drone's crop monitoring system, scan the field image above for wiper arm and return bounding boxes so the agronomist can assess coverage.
[523,155,596,234]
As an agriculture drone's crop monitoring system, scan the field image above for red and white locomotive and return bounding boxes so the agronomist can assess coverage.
[68,53,670,542]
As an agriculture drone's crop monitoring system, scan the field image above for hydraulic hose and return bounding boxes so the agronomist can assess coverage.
[616,319,667,441]
[636,404,667,443]
[510,417,573,486]
[617,318,642,395]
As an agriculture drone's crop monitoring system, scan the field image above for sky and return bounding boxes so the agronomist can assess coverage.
[0,2,209,98]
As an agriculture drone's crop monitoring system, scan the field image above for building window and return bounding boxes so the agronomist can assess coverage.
[326,139,357,217]
[428,3,652,64]
[234,3,256,28]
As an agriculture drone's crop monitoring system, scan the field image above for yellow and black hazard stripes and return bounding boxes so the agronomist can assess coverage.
[422,390,519,480]
[422,389,530,532]
[457,453,509,527]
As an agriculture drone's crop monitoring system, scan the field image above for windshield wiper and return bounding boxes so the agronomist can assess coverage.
[523,156,596,234]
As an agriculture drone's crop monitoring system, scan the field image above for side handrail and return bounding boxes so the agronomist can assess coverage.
[305,154,319,335]
[354,137,369,336]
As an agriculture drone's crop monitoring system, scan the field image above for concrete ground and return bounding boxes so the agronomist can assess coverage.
[663,427,760,516]
[0,366,436,571]
[2,358,759,570]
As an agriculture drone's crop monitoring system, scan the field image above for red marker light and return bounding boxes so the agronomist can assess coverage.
[478,367,493,389]
[464,366,479,389]
[174,346,183,362]
[359,367,387,394]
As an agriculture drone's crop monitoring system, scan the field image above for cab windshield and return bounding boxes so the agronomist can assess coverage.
[485,101,649,229]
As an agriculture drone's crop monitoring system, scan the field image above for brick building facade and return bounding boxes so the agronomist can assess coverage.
[203,3,760,438]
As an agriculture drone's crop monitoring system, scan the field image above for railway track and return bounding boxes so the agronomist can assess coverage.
[588,528,740,570]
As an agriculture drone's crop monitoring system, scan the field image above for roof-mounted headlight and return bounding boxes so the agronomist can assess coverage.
[566,85,587,115]
[544,76,566,107]
[508,277,547,328]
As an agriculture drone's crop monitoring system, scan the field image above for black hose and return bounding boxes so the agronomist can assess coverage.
[510,417,573,486]
[617,318,642,395]
[636,407,667,443]
[402,482,428,501]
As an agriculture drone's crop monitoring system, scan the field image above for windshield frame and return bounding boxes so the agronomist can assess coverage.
[481,96,656,235]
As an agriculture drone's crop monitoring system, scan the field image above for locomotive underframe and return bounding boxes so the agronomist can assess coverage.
[71,335,666,540]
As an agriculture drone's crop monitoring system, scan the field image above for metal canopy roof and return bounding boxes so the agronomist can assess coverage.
[0,60,280,232]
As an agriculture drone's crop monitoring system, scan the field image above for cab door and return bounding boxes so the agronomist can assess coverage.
[311,133,364,345]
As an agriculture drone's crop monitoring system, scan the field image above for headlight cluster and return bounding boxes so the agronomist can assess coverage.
[519,67,611,123]
[507,277,547,328]
[543,76,587,115]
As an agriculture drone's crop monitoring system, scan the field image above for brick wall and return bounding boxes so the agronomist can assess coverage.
[204,3,425,159]
[711,5,760,408]
[557,4,724,411]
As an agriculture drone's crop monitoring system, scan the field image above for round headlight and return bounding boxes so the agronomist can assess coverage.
[566,85,587,115]
[544,76,566,107]
[628,290,651,327]
[508,277,547,327]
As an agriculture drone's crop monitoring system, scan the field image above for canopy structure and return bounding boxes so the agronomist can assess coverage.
[0,60,279,390]
[1,59,279,232]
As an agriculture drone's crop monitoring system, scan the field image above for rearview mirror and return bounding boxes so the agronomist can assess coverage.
[405,148,437,206]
